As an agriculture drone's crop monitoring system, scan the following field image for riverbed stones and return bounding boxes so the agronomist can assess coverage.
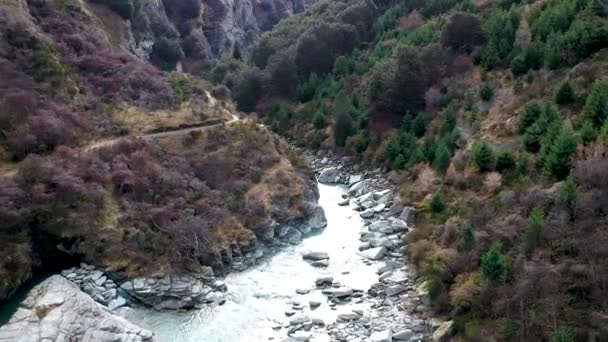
[296,288,310,295]
[121,273,220,310]
[0,276,154,342]
[358,246,386,260]
[309,301,321,309]
[318,167,340,183]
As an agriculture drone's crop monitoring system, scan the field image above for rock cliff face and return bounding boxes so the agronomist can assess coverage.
[0,276,155,342]
[99,0,319,69]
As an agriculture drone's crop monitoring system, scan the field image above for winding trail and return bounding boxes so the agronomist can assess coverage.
[0,94,240,178]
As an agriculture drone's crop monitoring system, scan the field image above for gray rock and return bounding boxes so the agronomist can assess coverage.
[358,247,387,260]
[296,288,310,295]
[393,329,414,340]
[349,174,363,186]
[302,251,329,261]
[0,276,154,342]
[369,221,390,232]
[373,203,386,212]
[309,301,321,309]
[107,296,127,311]
[338,313,361,321]
[370,329,392,342]
[385,285,407,297]
[121,273,214,310]
[328,287,353,298]
[315,276,333,287]
[360,208,375,219]
[399,207,416,224]
[289,314,311,325]
[318,167,340,183]
[357,192,374,204]
[338,198,350,206]
[373,189,392,200]
[307,205,327,230]
[388,217,408,232]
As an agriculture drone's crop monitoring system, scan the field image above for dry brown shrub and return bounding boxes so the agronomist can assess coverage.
[408,239,435,267]
[483,171,502,193]
[574,141,608,189]
[450,272,484,308]
[444,162,459,186]
[438,216,465,247]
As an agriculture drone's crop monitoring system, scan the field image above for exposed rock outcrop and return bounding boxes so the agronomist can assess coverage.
[0,276,154,342]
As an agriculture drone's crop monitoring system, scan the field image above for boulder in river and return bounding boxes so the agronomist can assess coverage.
[0,275,154,342]
[315,276,333,287]
[318,167,340,183]
[306,205,328,230]
[302,251,329,261]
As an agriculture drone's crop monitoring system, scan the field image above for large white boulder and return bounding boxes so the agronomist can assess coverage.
[0,276,154,342]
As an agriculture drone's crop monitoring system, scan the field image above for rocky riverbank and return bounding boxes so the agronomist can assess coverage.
[277,150,453,342]
[0,276,155,342]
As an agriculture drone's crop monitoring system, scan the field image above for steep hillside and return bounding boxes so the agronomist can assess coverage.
[0,0,324,304]
[214,0,608,339]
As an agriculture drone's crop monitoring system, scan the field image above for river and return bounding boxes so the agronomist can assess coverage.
[128,183,382,342]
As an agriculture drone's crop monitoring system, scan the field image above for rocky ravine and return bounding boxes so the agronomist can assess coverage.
[120,0,319,67]
[293,151,454,342]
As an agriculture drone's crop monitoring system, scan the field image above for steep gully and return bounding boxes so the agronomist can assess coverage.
[0,102,448,341]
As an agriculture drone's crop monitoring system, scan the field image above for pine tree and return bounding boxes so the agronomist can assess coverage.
[334,92,355,147]
[585,79,608,128]
[386,138,400,161]
[480,82,494,101]
[519,102,542,134]
[580,120,597,145]
[473,142,494,172]
[431,193,445,213]
[545,125,578,179]
[555,81,575,105]
[413,113,430,137]
[439,107,457,136]
[433,143,451,175]
[495,149,516,173]
[481,243,508,282]
[392,154,407,170]
[313,111,326,129]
